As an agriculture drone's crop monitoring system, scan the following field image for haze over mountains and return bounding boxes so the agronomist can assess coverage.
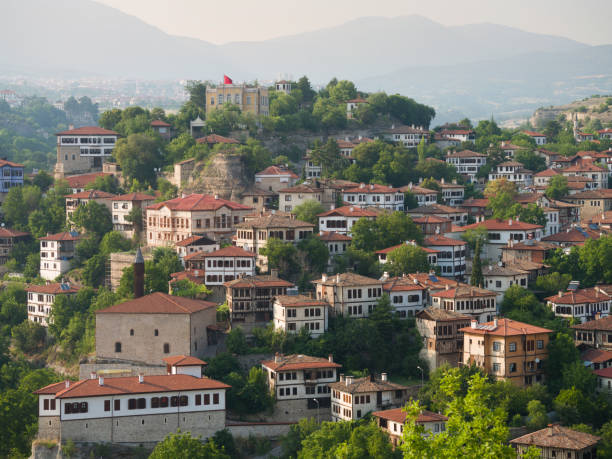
[4,0,612,122]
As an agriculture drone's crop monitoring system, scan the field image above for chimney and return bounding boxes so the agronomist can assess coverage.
[346,376,354,386]
[138,374,144,384]
[381,372,388,381]
[274,352,281,363]
[65,380,70,389]
[271,268,279,279]
[328,354,333,363]
[90,372,97,380]
[214,194,219,200]
[99,376,104,386]
[133,247,145,299]
[68,124,74,130]
[488,265,492,271]
[445,284,450,290]
[470,319,477,328]
[360,183,365,189]
[339,373,344,382]
[508,219,513,226]
[558,291,563,298]
[350,206,354,212]
[336,274,340,283]
[322,274,327,282]
[493,317,498,328]
[441,178,445,184]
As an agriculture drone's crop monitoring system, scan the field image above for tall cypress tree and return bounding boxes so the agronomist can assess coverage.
[471,239,484,287]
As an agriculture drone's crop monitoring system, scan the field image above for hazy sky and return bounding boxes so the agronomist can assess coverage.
[96,0,612,45]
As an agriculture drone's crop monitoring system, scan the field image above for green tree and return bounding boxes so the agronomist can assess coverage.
[461,226,488,254]
[546,333,580,394]
[84,174,119,194]
[485,179,518,219]
[599,420,612,459]
[554,387,589,426]
[351,211,423,252]
[12,320,46,354]
[470,239,484,287]
[149,430,230,459]
[171,279,211,299]
[386,243,430,276]
[545,175,569,200]
[71,200,112,238]
[32,170,54,192]
[82,253,107,287]
[113,133,163,186]
[281,418,321,458]
[260,238,301,279]
[99,231,132,256]
[515,150,546,173]
[297,236,329,275]
[535,272,572,296]
[2,185,43,229]
[293,199,325,226]
[518,203,547,227]
[226,328,248,354]
[184,80,208,111]
[526,399,549,431]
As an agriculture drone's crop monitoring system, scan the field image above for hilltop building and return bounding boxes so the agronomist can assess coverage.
[54,126,119,179]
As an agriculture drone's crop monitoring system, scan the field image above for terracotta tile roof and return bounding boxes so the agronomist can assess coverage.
[196,134,239,145]
[439,129,474,136]
[150,120,171,127]
[581,348,612,364]
[542,228,600,243]
[523,130,546,137]
[446,149,486,158]
[571,315,612,331]
[162,355,207,367]
[461,198,489,208]
[545,289,602,305]
[26,283,80,294]
[460,318,552,336]
[278,184,321,194]
[498,161,524,167]
[328,376,408,394]
[261,354,341,371]
[175,235,217,247]
[510,425,600,450]
[318,231,352,242]
[499,142,526,150]
[236,215,314,229]
[416,306,471,322]
[64,172,112,188]
[111,192,155,202]
[65,190,115,199]
[412,215,451,224]
[536,148,558,157]
[383,276,427,292]
[40,231,81,241]
[241,187,276,197]
[343,183,400,194]
[56,126,119,136]
[147,194,252,212]
[96,292,217,315]
[434,285,497,300]
[169,270,205,284]
[313,272,382,287]
[501,241,557,251]
[274,295,329,308]
[0,159,24,167]
[256,165,298,179]
[185,246,256,259]
[597,129,612,134]
[244,210,293,219]
[434,180,464,189]
[424,235,466,247]
[407,203,464,215]
[317,206,380,218]
[566,189,612,200]
[458,219,543,232]
[594,367,612,378]
[535,169,559,177]
[0,228,29,238]
[335,139,356,149]
[562,163,606,173]
[407,273,460,290]
[224,275,294,289]
[35,374,229,398]
[479,264,528,276]
[372,407,448,424]
[399,184,438,195]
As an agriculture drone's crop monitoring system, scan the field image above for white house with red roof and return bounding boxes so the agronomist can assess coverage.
[382,125,429,147]
[533,168,559,187]
[34,357,229,445]
[382,275,426,318]
[39,231,82,280]
[400,183,438,207]
[445,150,487,183]
[163,355,207,378]
[342,183,404,210]
[273,295,330,337]
[146,194,253,246]
[451,219,543,260]
[27,283,80,326]
[183,246,256,285]
[63,172,113,193]
[65,189,115,226]
[376,240,439,267]
[261,353,341,420]
[488,161,533,189]
[255,165,299,193]
[432,285,497,323]
[373,408,448,447]
[522,130,547,145]
[346,98,367,119]
[174,235,219,265]
[560,162,608,189]
[438,129,475,143]
[598,128,612,140]
[111,192,156,238]
[424,235,467,278]
[317,205,380,235]
[575,131,595,143]
[54,126,119,178]
[545,287,611,323]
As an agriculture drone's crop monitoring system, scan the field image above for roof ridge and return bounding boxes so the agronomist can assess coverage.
[161,292,193,314]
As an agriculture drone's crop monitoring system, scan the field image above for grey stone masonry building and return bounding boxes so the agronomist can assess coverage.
[95,292,219,365]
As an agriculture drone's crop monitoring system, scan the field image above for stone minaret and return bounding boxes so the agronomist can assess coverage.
[134,247,144,298]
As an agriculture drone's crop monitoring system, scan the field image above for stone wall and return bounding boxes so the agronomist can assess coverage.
[59,410,225,446]
[78,361,166,380]
[37,415,61,441]
[183,154,250,202]
[226,421,295,439]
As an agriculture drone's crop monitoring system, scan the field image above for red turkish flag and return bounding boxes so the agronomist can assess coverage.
[223,75,233,84]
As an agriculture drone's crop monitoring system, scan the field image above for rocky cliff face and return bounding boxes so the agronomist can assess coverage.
[182,153,251,201]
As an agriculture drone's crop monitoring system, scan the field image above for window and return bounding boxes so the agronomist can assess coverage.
[213,393,219,404]
[179,395,188,406]
[154,329,159,336]
[163,343,170,354]
[114,399,120,411]
[115,342,122,352]
[509,342,517,352]
[493,363,500,372]
[195,394,202,405]
[509,363,517,373]
[44,399,49,410]
[204,394,210,405]
[493,342,501,352]
[536,340,543,349]
[104,400,111,411]
[171,396,179,407]
[151,397,160,408]
[159,397,169,407]
[137,398,146,409]
[130,329,134,336]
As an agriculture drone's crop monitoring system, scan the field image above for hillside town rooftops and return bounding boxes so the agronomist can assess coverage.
[56,126,119,136]
[95,292,217,315]
[224,275,294,289]
[510,425,600,451]
[110,192,155,201]
[459,318,552,336]
[256,165,299,178]
[372,407,448,424]
[317,206,381,218]
[26,283,80,294]
[65,190,115,199]
[328,376,408,394]
[261,354,341,371]
[148,194,252,211]
[40,231,81,241]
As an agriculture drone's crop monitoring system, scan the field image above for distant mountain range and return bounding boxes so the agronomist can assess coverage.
[4,0,611,123]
